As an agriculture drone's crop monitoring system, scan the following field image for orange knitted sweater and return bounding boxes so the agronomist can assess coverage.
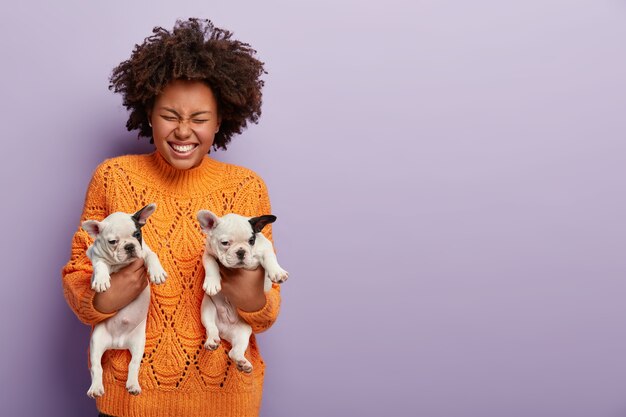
[62,151,281,417]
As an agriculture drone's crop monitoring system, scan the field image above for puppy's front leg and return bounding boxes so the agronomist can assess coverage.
[142,243,167,285]
[91,259,112,292]
[202,250,222,296]
[257,237,289,284]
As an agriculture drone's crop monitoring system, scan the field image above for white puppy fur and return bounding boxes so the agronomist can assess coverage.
[82,203,167,398]
[196,211,288,372]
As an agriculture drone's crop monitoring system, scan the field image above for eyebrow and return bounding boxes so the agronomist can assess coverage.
[160,107,213,117]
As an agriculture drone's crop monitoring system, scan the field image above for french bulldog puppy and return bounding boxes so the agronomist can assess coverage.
[196,211,288,372]
[82,203,167,398]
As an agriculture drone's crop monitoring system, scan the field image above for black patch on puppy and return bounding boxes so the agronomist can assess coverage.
[131,204,153,247]
[249,215,277,234]
[130,218,144,247]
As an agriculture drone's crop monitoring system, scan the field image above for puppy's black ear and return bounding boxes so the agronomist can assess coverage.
[197,210,219,233]
[133,203,157,226]
[249,215,277,234]
[82,220,101,239]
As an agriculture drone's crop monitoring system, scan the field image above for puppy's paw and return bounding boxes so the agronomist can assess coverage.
[229,350,253,373]
[87,383,105,398]
[235,358,253,373]
[91,273,111,293]
[204,335,221,351]
[126,381,141,396]
[148,264,167,285]
[202,276,222,296]
[266,267,289,284]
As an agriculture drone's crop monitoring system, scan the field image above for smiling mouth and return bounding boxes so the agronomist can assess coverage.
[169,142,198,154]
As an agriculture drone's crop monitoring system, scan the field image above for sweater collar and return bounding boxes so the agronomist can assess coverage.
[148,150,222,195]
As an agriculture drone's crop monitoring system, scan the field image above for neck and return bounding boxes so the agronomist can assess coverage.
[146,151,222,195]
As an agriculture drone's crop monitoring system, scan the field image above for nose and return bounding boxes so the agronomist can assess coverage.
[236,249,246,260]
[175,120,192,139]
[124,243,135,252]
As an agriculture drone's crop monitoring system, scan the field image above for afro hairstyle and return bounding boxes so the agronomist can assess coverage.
[109,18,266,150]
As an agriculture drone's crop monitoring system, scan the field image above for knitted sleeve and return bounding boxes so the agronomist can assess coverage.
[61,163,117,325]
[236,175,282,333]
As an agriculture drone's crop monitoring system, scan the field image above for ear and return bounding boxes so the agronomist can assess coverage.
[132,203,157,226]
[197,210,219,232]
[249,215,277,234]
[82,220,101,239]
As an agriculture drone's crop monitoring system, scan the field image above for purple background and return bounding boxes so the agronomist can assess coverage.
[1,1,626,416]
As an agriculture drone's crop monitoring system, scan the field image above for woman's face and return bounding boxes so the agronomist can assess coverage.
[150,79,221,170]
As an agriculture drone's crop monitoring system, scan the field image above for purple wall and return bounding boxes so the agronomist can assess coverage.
[2,1,626,416]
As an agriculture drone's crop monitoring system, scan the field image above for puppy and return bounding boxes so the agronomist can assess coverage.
[82,203,167,397]
[196,211,288,372]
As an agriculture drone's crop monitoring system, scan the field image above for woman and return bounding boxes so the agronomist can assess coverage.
[62,18,282,417]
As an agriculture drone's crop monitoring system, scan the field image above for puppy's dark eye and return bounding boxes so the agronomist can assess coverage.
[133,231,141,239]
[108,240,117,245]
[221,241,230,246]
[248,237,255,245]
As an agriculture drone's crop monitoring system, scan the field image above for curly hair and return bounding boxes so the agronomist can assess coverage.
[109,18,266,150]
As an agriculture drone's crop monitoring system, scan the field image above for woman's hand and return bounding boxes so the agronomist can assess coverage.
[219,266,267,312]
[93,258,149,314]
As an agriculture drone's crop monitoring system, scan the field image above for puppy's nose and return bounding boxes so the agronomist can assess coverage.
[124,243,135,252]
[236,249,246,260]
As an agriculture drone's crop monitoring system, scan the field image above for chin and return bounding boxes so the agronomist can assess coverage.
[167,155,201,170]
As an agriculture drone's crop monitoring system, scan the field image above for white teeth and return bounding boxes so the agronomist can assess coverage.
[171,143,196,152]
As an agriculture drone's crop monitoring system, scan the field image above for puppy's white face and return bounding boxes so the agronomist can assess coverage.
[197,212,276,269]
[83,203,156,267]
[85,213,143,266]
[211,214,259,269]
